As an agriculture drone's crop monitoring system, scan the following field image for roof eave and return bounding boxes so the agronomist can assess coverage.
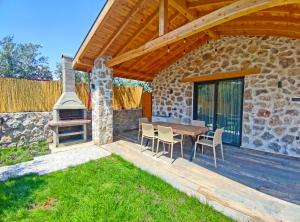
[72,0,117,71]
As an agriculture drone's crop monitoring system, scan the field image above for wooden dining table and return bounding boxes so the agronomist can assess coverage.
[150,121,209,160]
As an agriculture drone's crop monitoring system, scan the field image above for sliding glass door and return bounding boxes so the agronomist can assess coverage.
[194,78,244,146]
[195,83,215,131]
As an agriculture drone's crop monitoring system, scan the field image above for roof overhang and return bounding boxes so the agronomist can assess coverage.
[73,0,300,82]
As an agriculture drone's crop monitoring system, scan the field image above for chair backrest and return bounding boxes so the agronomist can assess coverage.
[191,120,205,127]
[142,123,155,138]
[139,117,149,129]
[168,118,181,124]
[157,125,174,142]
[213,128,224,145]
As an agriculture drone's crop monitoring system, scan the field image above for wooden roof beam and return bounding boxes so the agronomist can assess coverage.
[126,13,182,71]
[149,36,207,73]
[217,28,300,39]
[141,43,181,71]
[180,68,261,83]
[107,0,299,68]
[142,34,206,71]
[169,0,197,21]
[116,11,158,55]
[231,15,300,24]
[187,1,233,10]
[217,24,300,32]
[151,38,208,74]
[117,6,181,57]
[113,68,153,82]
[169,0,218,39]
[79,58,94,66]
[159,0,168,36]
[96,0,147,58]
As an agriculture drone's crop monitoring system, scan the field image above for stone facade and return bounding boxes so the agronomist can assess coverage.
[0,112,53,147]
[153,36,300,157]
[113,109,142,135]
[91,56,113,145]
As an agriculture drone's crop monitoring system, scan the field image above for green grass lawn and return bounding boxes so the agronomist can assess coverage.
[0,140,50,166]
[0,155,232,222]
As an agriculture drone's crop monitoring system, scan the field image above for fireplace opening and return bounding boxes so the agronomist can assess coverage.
[59,109,84,120]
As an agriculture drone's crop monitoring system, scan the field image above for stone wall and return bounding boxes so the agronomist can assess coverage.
[0,111,93,148]
[0,112,53,147]
[153,36,300,157]
[113,109,142,135]
[0,108,142,148]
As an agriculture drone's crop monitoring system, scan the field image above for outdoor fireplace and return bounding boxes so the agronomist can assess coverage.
[49,54,91,147]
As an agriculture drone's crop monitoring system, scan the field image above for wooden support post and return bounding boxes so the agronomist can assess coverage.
[159,0,168,36]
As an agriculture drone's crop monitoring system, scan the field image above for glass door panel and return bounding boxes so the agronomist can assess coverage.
[216,79,243,146]
[195,84,215,130]
[194,78,243,146]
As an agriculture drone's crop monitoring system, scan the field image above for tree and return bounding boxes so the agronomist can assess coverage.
[113,77,153,92]
[54,62,89,83]
[0,36,52,80]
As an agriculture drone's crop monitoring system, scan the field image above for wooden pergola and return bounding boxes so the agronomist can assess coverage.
[73,0,300,82]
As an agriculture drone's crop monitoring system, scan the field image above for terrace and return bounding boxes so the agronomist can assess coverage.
[115,129,300,206]
[1,0,300,221]
[71,0,300,220]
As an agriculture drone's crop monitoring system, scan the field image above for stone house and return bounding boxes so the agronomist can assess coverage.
[72,0,300,157]
[152,36,300,156]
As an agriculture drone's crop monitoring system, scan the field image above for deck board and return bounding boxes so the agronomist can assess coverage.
[115,129,300,205]
[102,138,300,222]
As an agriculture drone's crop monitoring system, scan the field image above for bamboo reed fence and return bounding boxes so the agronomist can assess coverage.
[0,78,143,112]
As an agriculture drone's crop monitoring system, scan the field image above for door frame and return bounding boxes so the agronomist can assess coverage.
[193,77,244,147]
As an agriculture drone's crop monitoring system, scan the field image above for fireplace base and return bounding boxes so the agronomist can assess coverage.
[50,109,91,147]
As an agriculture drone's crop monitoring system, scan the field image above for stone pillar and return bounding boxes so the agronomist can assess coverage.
[91,56,113,145]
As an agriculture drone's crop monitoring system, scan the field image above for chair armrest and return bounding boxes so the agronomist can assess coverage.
[203,135,214,139]
[201,130,215,139]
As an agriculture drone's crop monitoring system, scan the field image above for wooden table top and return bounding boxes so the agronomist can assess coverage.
[151,121,208,137]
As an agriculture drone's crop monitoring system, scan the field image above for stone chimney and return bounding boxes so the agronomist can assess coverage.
[62,55,75,93]
[53,54,86,110]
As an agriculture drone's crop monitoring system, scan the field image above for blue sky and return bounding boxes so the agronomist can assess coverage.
[0,0,106,73]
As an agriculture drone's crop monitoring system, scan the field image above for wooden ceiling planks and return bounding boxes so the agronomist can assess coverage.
[73,0,300,81]
[107,0,300,68]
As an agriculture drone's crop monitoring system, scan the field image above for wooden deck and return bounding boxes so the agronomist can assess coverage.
[115,129,300,206]
[102,138,300,222]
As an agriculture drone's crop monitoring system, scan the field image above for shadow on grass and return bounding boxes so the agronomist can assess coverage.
[0,173,45,216]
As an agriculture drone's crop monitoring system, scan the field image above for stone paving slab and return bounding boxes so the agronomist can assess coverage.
[0,144,111,182]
